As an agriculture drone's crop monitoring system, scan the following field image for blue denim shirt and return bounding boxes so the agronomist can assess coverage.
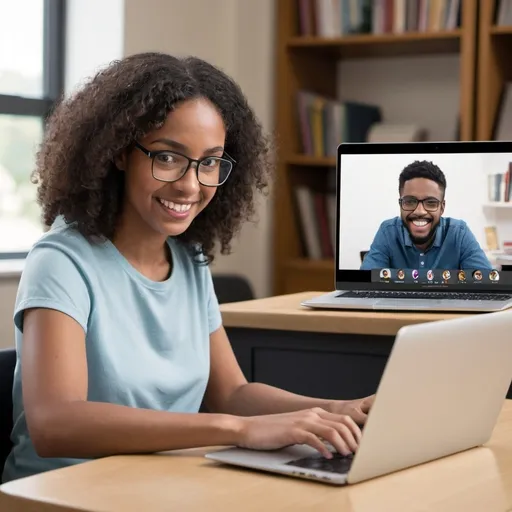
[360,217,492,271]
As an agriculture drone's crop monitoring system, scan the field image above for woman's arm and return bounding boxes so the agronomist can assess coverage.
[23,309,363,459]
[204,327,372,424]
[22,308,241,458]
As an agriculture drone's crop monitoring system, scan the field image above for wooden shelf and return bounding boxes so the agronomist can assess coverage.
[478,1,512,139]
[286,30,462,58]
[286,155,336,167]
[490,25,512,35]
[285,258,334,272]
[281,259,335,294]
[272,0,478,295]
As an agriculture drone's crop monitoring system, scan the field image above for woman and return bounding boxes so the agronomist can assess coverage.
[2,53,374,483]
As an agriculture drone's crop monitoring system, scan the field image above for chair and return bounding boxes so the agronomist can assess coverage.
[360,251,369,263]
[0,348,16,474]
[212,274,255,304]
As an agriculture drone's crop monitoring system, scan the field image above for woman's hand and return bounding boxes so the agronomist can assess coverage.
[234,407,362,459]
[325,395,376,425]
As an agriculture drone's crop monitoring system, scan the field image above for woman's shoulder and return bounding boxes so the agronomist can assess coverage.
[25,217,105,274]
[36,215,90,243]
[15,218,96,332]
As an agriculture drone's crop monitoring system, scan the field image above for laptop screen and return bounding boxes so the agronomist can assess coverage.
[336,142,512,291]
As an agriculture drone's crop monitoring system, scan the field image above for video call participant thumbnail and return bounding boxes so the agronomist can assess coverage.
[360,160,492,271]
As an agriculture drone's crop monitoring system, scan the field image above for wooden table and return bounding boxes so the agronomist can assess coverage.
[219,292,512,400]
[220,291,464,336]
[1,401,511,511]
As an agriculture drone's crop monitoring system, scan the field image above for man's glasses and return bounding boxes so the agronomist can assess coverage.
[134,142,235,187]
[399,196,441,212]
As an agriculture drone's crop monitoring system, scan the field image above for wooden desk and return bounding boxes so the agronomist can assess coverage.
[220,292,512,400]
[1,401,511,511]
[220,291,465,335]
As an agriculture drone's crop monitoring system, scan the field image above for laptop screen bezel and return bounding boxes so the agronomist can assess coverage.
[335,141,512,292]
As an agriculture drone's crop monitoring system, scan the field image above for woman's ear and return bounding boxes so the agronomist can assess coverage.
[114,151,128,171]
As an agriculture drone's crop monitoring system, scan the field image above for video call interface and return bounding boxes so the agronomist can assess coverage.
[338,149,512,288]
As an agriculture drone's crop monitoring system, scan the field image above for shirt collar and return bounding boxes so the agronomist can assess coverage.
[401,217,445,249]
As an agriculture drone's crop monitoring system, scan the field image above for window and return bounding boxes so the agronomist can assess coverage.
[0,0,65,258]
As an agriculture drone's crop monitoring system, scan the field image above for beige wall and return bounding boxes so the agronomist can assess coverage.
[0,278,18,348]
[124,0,276,299]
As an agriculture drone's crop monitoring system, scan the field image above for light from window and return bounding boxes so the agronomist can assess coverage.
[0,1,46,255]
[0,2,44,99]
[0,115,43,252]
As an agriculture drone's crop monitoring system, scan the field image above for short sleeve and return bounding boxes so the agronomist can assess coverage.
[14,245,91,334]
[205,267,222,334]
[360,222,390,270]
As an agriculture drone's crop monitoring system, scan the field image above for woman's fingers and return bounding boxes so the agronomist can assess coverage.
[322,420,359,453]
[299,421,353,456]
[316,409,363,443]
[296,430,334,459]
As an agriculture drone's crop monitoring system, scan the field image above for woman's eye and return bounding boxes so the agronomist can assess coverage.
[157,154,175,164]
[201,158,219,168]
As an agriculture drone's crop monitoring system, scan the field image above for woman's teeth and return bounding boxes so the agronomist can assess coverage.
[158,198,192,212]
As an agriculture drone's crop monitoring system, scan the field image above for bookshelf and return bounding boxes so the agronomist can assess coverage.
[272,0,478,295]
[477,0,512,140]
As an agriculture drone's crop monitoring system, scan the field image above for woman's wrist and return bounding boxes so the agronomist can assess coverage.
[213,413,247,446]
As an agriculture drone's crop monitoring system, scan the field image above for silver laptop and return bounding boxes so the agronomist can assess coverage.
[302,141,512,312]
[205,310,512,485]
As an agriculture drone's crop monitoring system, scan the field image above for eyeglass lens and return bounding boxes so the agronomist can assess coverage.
[401,196,440,211]
[152,151,232,185]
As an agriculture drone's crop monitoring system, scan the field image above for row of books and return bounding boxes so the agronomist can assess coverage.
[496,0,512,26]
[297,91,381,157]
[297,0,461,37]
[295,185,337,260]
[488,165,512,203]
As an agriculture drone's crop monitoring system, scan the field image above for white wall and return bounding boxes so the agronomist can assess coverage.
[123,0,275,298]
[339,151,512,270]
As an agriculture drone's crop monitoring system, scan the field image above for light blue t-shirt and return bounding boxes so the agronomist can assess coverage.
[2,218,222,483]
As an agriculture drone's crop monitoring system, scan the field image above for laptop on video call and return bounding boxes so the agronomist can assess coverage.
[302,141,512,312]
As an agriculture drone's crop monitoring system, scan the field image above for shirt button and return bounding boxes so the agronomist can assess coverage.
[420,253,424,256]
[421,261,425,266]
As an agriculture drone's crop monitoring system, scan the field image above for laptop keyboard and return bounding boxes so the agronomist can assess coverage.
[285,452,354,474]
[340,291,512,301]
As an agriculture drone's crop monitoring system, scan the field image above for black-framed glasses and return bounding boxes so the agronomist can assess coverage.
[399,196,441,212]
[134,141,235,187]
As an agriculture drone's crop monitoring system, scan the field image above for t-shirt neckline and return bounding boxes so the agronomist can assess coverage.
[103,238,179,291]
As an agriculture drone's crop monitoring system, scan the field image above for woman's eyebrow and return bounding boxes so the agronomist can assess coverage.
[151,138,224,154]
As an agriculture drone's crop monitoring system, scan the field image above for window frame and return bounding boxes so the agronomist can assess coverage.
[0,0,65,260]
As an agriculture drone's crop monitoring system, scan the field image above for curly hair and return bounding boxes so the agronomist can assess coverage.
[399,160,446,197]
[33,52,273,263]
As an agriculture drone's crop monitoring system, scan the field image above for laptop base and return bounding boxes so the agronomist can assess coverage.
[206,445,349,485]
[301,291,512,313]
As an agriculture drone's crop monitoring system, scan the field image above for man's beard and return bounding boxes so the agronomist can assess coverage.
[403,216,439,246]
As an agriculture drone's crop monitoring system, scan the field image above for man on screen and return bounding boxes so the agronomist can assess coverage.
[360,160,492,271]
